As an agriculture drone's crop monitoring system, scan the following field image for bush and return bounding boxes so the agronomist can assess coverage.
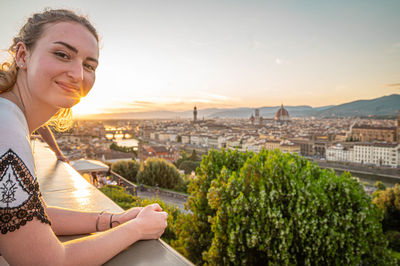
[172,149,252,264]
[137,158,183,189]
[386,231,400,252]
[373,184,400,252]
[373,184,400,232]
[374,181,387,191]
[111,160,140,183]
[179,160,200,174]
[174,149,396,265]
[99,185,183,244]
[173,175,191,194]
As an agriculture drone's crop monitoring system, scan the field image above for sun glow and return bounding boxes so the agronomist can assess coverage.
[71,97,108,116]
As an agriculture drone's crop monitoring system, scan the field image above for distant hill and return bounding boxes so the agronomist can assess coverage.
[313,94,400,117]
[78,94,400,119]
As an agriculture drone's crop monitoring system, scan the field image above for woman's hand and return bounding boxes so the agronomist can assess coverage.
[56,154,70,163]
[131,203,168,240]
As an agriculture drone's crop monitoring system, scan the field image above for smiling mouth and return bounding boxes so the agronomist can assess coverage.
[55,81,81,95]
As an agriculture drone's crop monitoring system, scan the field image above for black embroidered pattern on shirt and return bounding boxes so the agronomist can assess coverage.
[0,149,51,234]
[1,174,18,204]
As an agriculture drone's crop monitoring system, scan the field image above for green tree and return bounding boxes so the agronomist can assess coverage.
[178,160,200,174]
[373,184,400,232]
[173,149,396,265]
[137,158,183,189]
[111,160,140,183]
[189,149,200,161]
[373,185,400,252]
[175,150,188,168]
[172,149,252,264]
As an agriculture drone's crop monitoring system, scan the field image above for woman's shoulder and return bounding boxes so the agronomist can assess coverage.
[0,98,32,158]
[0,97,29,131]
[0,98,36,188]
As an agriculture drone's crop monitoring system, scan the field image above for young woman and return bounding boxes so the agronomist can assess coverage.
[0,9,168,265]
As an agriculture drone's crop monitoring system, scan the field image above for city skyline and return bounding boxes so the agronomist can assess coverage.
[1,0,400,115]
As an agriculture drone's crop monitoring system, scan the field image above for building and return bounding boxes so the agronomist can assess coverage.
[264,140,281,151]
[226,138,241,149]
[169,133,178,142]
[326,143,354,162]
[275,104,290,122]
[101,150,136,164]
[291,138,314,156]
[193,106,198,123]
[279,140,301,154]
[150,132,158,140]
[349,124,397,143]
[208,136,219,149]
[264,140,300,154]
[158,132,170,143]
[249,114,255,125]
[254,108,262,125]
[190,135,201,146]
[353,143,399,167]
[181,135,190,144]
[142,146,179,163]
[246,144,263,153]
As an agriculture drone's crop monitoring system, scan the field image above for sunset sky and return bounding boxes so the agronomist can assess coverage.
[1,0,400,115]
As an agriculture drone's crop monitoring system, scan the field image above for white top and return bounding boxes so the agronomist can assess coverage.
[0,97,50,235]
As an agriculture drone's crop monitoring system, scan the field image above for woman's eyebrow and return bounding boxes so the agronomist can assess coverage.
[53,41,78,53]
[87,57,98,64]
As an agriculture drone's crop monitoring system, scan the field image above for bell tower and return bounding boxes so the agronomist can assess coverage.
[193,106,198,123]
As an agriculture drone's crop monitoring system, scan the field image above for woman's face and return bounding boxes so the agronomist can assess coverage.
[23,21,99,109]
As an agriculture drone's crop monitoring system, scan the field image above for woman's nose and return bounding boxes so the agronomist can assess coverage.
[67,61,84,82]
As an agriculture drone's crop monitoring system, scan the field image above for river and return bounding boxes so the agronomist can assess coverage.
[333,169,400,187]
[115,138,139,149]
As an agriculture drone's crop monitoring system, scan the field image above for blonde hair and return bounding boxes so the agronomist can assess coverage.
[0,8,99,131]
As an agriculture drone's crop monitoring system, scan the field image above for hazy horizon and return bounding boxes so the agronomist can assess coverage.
[2,0,399,115]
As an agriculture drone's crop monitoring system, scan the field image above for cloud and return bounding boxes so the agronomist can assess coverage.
[386,83,400,87]
[98,93,241,114]
[129,100,153,106]
[385,83,400,89]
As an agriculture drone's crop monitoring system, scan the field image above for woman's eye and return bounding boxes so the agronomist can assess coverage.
[54,51,69,60]
[84,63,96,72]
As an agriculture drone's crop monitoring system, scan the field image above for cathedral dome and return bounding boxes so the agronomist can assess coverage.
[275,104,290,121]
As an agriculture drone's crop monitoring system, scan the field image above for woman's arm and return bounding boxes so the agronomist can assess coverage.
[0,204,167,266]
[46,206,142,235]
[37,125,69,162]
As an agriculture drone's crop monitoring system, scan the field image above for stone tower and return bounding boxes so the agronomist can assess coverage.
[193,106,198,123]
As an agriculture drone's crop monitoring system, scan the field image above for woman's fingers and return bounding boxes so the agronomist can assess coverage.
[148,203,162,212]
[133,205,168,240]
